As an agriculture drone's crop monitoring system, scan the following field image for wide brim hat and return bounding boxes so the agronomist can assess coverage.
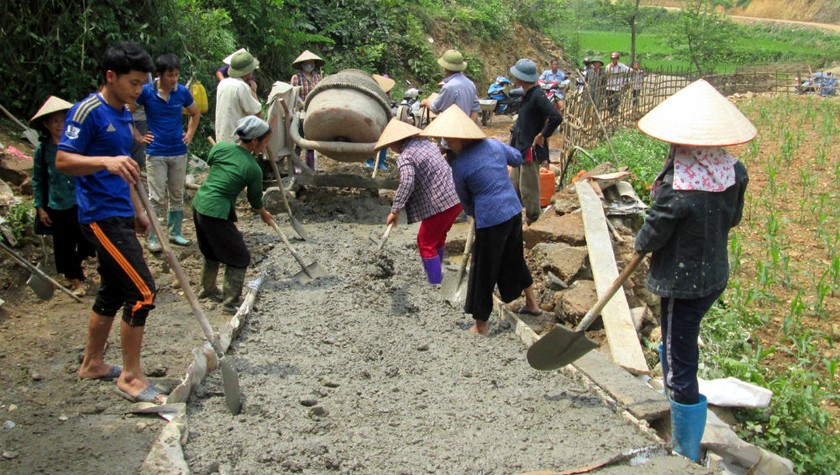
[510,58,539,83]
[222,48,247,66]
[437,50,467,72]
[374,118,422,151]
[372,74,395,93]
[420,106,486,140]
[30,96,74,123]
[638,79,757,146]
[292,50,325,69]
[229,50,259,77]
[590,57,604,65]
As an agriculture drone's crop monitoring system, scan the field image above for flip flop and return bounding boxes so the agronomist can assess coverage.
[87,365,122,381]
[114,385,166,404]
[517,305,544,317]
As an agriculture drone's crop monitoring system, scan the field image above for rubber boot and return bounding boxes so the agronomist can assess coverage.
[670,394,708,463]
[421,257,442,284]
[198,260,221,301]
[168,210,192,246]
[305,149,315,170]
[222,266,247,314]
[146,228,162,253]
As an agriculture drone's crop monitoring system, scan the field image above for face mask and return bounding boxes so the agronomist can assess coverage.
[302,63,315,73]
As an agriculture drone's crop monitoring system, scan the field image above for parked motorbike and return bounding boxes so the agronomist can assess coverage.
[479,76,524,126]
[539,78,571,106]
[396,83,425,127]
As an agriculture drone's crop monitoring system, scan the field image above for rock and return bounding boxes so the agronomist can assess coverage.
[58,415,69,421]
[523,212,585,249]
[2,450,19,460]
[320,377,340,388]
[416,343,429,352]
[146,366,167,377]
[3,420,15,430]
[550,188,579,215]
[300,398,318,407]
[30,370,44,381]
[135,422,147,432]
[8,404,17,412]
[531,242,588,282]
[554,280,597,324]
[0,150,32,186]
[309,406,329,419]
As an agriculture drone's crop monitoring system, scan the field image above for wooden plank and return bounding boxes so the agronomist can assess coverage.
[575,181,648,374]
[572,350,669,422]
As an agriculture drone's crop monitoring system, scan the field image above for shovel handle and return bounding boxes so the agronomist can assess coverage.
[0,103,29,131]
[268,219,313,278]
[456,219,475,275]
[575,252,646,332]
[134,180,224,356]
[377,223,394,251]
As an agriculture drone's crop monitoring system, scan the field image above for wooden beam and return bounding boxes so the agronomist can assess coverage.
[575,181,648,374]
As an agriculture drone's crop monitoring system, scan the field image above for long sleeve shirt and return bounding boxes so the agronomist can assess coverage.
[430,73,480,115]
[32,143,77,211]
[510,86,563,163]
[450,139,524,229]
[192,142,264,221]
[391,138,461,223]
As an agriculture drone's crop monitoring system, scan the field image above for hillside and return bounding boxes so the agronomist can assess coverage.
[642,0,840,23]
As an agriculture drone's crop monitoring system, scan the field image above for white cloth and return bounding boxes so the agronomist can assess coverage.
[215,77,261,144]
[672,145,737,192]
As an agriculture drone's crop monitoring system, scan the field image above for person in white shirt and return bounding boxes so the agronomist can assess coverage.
[605,51,630,116]
[215,50,261,144]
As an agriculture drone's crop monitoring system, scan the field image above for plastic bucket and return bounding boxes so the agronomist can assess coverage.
[539,168,555,207]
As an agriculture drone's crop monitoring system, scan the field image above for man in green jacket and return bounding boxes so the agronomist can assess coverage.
[193,116,273,313]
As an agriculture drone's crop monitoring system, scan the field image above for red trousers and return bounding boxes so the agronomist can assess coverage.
[416,204,462,258]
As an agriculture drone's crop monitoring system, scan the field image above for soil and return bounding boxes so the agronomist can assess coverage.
[0,119,706,474]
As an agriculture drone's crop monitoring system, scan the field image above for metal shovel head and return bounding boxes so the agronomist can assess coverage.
[290,215,310,241]
[220,357,242,415]
[526,325,599,371]
[293,261,325,284]
[441,268,466,306]
[27,262,54,300]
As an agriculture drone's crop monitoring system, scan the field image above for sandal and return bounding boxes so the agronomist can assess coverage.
[516,305,544,317]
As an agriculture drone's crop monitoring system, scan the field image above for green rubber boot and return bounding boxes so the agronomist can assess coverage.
[146,228,162,253]
[168,210,192,246]
[198,260,221,301]
[222,266,247,314]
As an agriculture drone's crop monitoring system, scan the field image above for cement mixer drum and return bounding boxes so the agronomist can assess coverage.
[302,69,392,162]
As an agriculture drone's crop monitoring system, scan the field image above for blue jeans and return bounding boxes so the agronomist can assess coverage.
[660,288,724,404]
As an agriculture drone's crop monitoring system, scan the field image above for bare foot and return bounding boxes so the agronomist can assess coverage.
[469,320,489,336]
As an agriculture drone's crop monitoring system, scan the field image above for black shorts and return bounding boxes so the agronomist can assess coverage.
[81,217,156,326]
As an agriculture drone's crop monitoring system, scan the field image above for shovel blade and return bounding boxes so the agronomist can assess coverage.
[441,269,466,306]
[27,262,54,300]
[220,357,242,415]
[527,325,599,371]
[293,262,325,284]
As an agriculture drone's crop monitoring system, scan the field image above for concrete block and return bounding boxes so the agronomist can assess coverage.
[523,212,585,249]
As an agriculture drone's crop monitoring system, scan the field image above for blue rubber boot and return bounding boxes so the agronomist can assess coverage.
[168,210,192,246]
[421,257,442,284]
[670,394,707,462]
[365,158,375,169]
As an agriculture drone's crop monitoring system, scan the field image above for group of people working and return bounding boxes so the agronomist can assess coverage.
[28,41,754,465]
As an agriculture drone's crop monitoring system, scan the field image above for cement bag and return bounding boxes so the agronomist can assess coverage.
[302,69,392,162]
[266,81,301,157]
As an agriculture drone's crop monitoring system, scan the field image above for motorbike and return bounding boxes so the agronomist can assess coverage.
[539,78,571,106]
[396,83,425,127]
[479,76,524,126]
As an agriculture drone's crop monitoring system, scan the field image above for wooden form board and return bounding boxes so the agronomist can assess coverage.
[575,181,649,374]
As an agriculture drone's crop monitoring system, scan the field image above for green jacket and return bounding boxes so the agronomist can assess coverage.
[192,142,264,220]
[32,143,77,211]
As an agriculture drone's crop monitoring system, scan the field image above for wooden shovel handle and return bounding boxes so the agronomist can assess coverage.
[0,103,29,131]
[575,252,646,332]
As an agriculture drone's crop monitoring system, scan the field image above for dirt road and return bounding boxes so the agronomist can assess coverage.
[658,6,840,34]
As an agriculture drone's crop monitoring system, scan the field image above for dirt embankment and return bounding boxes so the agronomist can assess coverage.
[642,0,840,24]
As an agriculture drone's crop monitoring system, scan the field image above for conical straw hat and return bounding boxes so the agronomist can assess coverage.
[292,50,325,69]
[30,96,74,123]
[419,106,486,140]
[638,79,756,146]
[372,74,395,93]
[374,118,422,151]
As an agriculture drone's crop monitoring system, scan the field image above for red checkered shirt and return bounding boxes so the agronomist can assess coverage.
[391,138,461,223]
[291,71,322,102]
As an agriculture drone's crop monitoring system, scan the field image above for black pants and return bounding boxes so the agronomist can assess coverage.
[193,210,250,269]
[606,90,621,115]
[46,206,95,280]
[660,288,724,404]
[81,217,156,327]
[465,213,533,321]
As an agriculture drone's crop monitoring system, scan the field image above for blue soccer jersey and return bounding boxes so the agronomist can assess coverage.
[136,82,195,156]
[58,93,135,224]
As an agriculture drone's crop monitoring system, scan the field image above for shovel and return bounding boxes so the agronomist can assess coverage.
[441,219,474,307]
[134,180,242,415]
[0,103,40,148]
[267,219,325,284]
[0,240,81,302]
[372,223,394,252]
[527,252,645,371]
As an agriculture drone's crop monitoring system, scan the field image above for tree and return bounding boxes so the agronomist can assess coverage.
[667,0,735,75]
[596,0,641,65]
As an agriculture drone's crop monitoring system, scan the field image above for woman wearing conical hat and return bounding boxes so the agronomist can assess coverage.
[375,118,462,285]
[634,79,754,463]
[30,96,96,297]
[420,107,542,336]
[290,50,325,171]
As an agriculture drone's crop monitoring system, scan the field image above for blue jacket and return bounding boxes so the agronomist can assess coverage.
[634,160,749,299]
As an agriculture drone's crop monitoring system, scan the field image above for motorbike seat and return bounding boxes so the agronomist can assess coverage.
[509,87,525,98]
